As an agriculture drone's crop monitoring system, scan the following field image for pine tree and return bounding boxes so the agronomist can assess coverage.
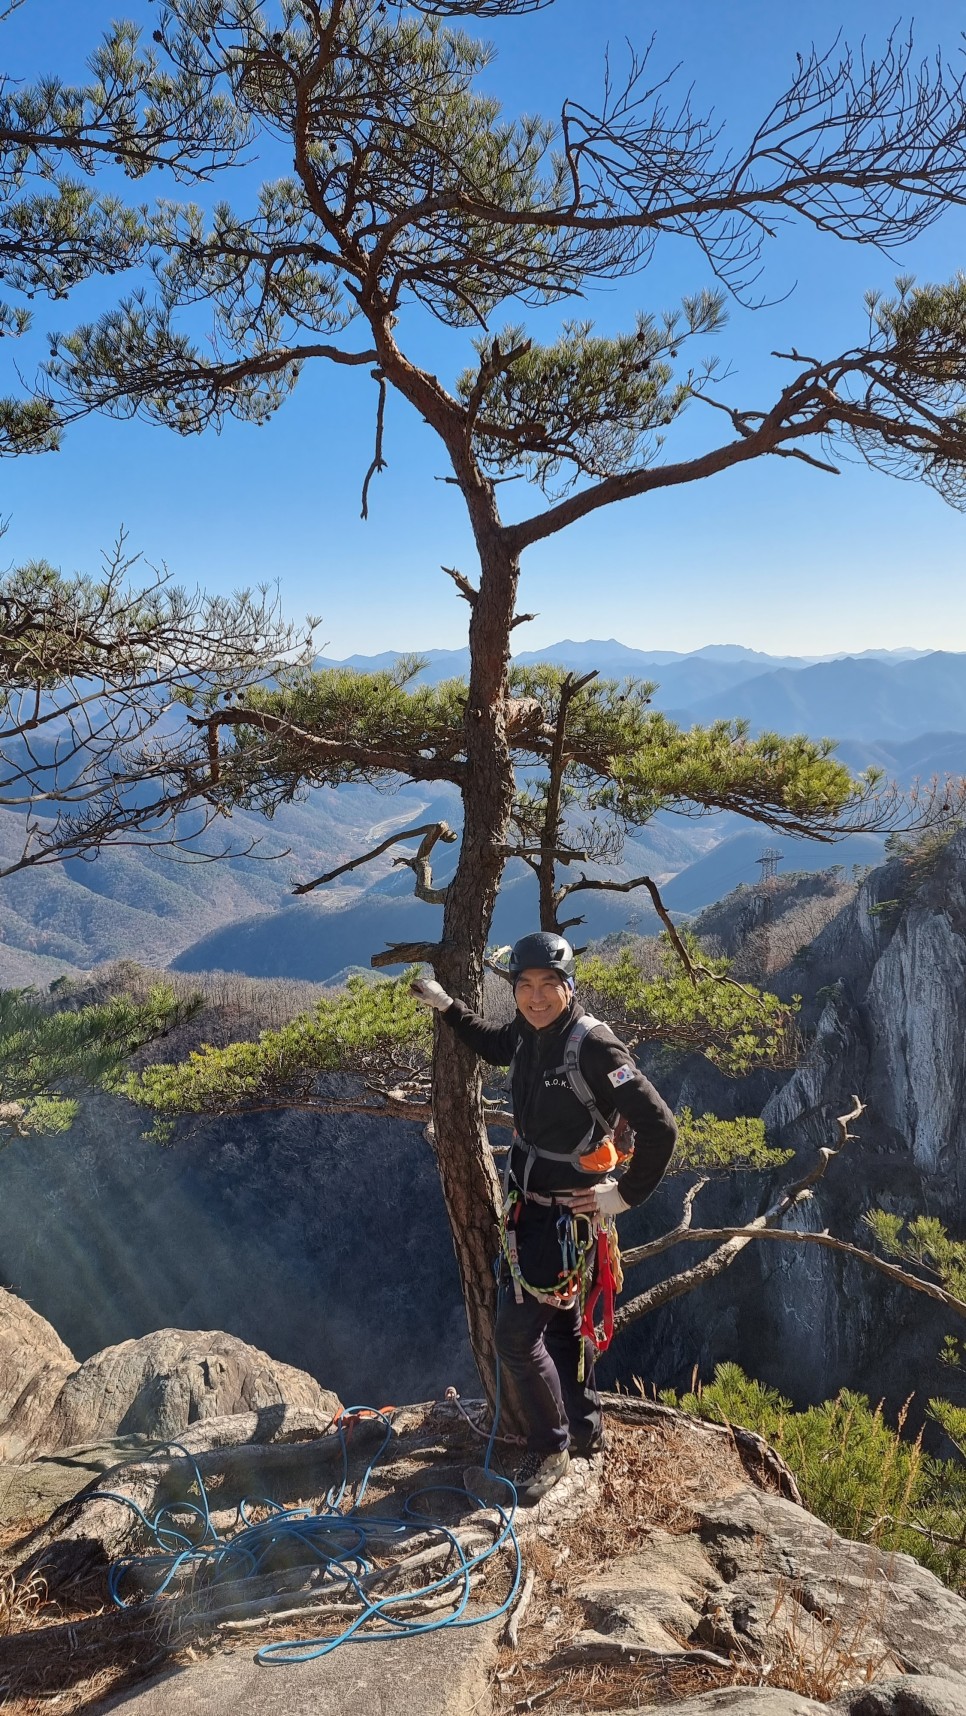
[4,1,966,1386]
[0,981,197,1144]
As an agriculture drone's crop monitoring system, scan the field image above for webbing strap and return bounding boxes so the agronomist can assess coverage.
[580,1227,617,1357]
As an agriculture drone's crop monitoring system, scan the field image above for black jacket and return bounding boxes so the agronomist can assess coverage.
[441,997,677,1206]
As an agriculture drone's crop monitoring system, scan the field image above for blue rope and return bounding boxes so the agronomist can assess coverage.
[99,1365,521,1667]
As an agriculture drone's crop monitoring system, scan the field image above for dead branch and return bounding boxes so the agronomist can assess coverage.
[392,821,458,905]
[552,1636,734,1670]
[441,564,478,606]
[621,1176,709,1270]
[360,368,388,520]
[614,1099,865,1331]
[293,821,456,895]
[572,869,790,1007]
[504,1566,535,1648]
[668,1224,966,1323]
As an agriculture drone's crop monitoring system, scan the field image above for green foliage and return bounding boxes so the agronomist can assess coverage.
[0,983,194,1144]
[578,936,799,1076]
[662,1362,966,1591]
[125,974,432,1124]
[673,1109,793,1173]
[458,296,725,492]
[601,716,872,831]
[930,1398,966,1460]
[864,1210,966,1300]
[215,663,470,805]
[209,660,869,847]
[941,1335,966,1371]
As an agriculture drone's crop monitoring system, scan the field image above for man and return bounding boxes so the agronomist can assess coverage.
[412,930,677,1503]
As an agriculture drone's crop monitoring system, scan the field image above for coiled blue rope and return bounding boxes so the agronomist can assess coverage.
[98,1360,521,1667]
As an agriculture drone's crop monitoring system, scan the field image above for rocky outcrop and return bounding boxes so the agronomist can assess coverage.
[0,1286,78,1461]
[38,1327,341,1455]
[12,1400,966,1716]
[608,831,966,1411]
[0,1289,341,1460]
[569,1484,966,1687]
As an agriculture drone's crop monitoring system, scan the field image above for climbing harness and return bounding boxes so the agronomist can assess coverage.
[498,1189,624,1382]
[504,1014,635,1198]
[97,1377,521,1666]
[498,1011,632,1376]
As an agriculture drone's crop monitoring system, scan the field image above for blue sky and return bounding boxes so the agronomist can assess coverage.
[2,0,965,657]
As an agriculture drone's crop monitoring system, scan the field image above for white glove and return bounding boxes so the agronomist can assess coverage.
[410,978,454,1011]
[593,1180,630,1219]
[563,1178,630,1218]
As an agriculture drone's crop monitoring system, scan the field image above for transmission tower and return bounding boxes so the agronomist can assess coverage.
[756,847,784,884]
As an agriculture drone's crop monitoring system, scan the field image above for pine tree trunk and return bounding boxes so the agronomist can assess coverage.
[431,517,520,1406]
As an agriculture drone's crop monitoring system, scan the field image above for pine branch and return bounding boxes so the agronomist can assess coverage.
[371,941,442,968]
[187,707,467,785]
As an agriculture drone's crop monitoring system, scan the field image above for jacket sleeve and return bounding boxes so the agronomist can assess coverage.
[582,1032,677,1207]
[439,999,519,1068]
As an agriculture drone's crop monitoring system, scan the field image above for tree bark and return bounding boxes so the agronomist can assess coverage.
[431,502,520,1410]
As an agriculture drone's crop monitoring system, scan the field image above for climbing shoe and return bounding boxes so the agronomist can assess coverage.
[570,1427,607,1460]
[513,1448,570,1505]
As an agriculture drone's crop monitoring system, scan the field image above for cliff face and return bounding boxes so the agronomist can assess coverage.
[612,830,966,1410]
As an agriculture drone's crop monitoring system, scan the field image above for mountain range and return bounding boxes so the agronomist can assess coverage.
[1,639,962,987]
[317,641,966,750]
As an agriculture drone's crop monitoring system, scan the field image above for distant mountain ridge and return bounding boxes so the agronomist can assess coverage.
[0,639,960,989]
[678,653,966,743]
[316,638,934,683]
[315,641,966,747]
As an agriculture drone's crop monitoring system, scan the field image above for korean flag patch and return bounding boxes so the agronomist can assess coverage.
[608,1064,634,1088]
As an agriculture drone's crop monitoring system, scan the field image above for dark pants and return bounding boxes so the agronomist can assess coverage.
[495,1200,602,1454]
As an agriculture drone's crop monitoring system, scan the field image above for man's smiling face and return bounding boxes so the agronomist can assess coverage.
[513,967,572,1030]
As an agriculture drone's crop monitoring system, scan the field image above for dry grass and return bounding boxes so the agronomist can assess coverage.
[0,1594,175,1715]
[0,1406,896,1715]
[492,1415,750,1714]
[0,1572,47,1639]
[730,1557,900,1703]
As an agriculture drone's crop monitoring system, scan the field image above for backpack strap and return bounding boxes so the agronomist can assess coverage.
[504,1013,623,1192]
[559,1014,618,1136]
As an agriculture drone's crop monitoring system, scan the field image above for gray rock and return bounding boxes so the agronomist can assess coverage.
[568,1487,966,1693]
[577,1527,720,1654]
[0,1285,341,1466]
[698,1488,966,1681]
[90,1619,497,1715]
[0,1286,77,1461]
[40,1327,341,1455]
[584,1694,831,1716]
[0,1408,338,1527]
[839,1676,966,1716]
